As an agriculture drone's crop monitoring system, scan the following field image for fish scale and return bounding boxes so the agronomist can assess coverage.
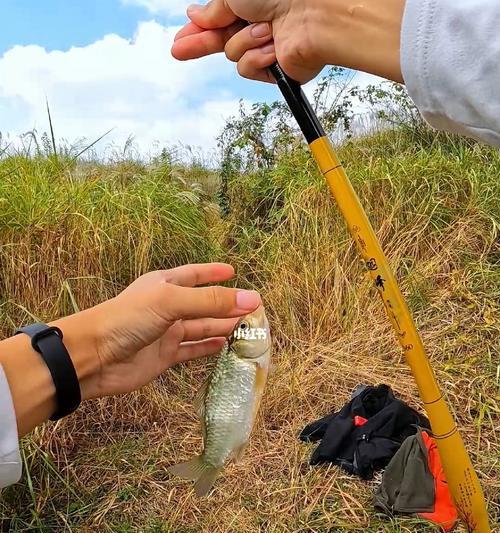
[204,344,256,467]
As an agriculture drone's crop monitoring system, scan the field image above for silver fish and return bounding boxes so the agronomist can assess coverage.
[168,306,272,497]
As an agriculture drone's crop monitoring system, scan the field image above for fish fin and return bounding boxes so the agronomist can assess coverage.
[168,455,222,498]
[200,418,207,445]
[232,441,249,465]
[168,455,206,481]
[194,465,222,497]
[254,363,268,394]
[193,377,210,419]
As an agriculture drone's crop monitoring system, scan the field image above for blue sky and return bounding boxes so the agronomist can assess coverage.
[0,0,374,155]
[0,1,146,53]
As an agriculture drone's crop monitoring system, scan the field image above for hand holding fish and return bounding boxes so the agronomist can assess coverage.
[1,263,262,437]
[79,263,263,400]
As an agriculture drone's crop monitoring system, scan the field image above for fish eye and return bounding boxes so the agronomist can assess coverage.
[239,322,248,330]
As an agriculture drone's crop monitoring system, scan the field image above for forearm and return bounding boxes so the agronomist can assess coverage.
[314,0,405,82]
[0,307,102,437]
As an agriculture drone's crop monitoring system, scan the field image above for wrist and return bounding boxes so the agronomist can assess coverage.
[0,306,106,436]
[50,305,104,401]
[313,0,405,83]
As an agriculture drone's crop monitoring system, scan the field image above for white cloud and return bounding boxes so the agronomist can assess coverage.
[121,0,191,18]
[0,21,241,157]
[0,18,390,161]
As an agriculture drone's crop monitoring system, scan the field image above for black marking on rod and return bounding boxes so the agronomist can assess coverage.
[424,395,444,406]
[269,63,325,143]
[433,428,458,440]
[322,164,343,175]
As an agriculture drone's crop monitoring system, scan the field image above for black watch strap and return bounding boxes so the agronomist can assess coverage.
[15,323,81,421]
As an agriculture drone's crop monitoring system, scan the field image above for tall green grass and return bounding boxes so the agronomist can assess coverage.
[0,155,221,333]
[0,121,498,531]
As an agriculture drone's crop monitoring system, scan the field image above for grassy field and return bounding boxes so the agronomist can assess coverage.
[0,126,498,532]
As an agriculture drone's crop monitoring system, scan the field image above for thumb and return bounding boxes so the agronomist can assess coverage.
[99,284,261,359]
[159,284,262,321]
[187,0,237,29]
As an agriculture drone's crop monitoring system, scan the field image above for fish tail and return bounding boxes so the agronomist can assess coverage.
[168,455,221,497]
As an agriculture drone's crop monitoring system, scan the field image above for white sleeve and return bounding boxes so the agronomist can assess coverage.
[0,364,22,489]
[401,0,500,147]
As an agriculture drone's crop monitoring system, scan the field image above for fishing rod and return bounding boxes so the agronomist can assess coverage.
[268,63,491,532]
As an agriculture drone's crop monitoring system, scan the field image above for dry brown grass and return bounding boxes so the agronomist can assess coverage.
[0,134,498,532]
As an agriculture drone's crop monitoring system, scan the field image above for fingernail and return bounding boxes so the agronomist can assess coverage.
[261,43,275,55]
[236,290,261,310]
[251,23,270,39]
[187,4,203,14]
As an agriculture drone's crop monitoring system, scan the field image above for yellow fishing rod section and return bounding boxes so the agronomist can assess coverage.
[268,63,491,533]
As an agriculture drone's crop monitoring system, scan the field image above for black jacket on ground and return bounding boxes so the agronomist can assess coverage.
[299,384,430,480]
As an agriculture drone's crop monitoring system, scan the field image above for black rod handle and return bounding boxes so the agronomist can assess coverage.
[268,63,325,143]
[243,21,325,143]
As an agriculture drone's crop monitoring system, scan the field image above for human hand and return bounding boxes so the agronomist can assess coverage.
[171,0,405,84]
[56,263,261,400]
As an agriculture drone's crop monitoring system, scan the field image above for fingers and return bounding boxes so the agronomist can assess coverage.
[163,263,235,287]
[172,16,276,83]
[224,23,276,83]
[121,264,236,298]
[172,23,243,60]
[236,46,277,83]
[172,0,244,61]
[224,23,272,62]
[187,1,238,30]
[225,23,277,83]
[159,284,262,321]
[182,317,238,342]
[174,21,204,42]
[175,337,226,363]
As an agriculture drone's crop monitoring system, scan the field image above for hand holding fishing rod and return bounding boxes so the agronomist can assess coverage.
[172,0,405,84]
[173,2,492,530]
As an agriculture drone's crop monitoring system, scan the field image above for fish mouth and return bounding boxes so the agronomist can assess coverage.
[250,305,266,321]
